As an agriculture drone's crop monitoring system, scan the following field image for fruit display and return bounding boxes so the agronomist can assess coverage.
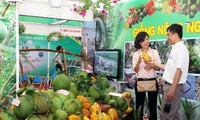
[0,70,133,120]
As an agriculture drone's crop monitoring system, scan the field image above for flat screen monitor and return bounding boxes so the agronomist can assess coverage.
[93,49,121,79]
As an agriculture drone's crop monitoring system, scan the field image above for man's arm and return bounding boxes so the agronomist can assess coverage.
[154,62,165,70]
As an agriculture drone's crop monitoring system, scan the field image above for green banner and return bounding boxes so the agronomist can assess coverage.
[112,0,200,49]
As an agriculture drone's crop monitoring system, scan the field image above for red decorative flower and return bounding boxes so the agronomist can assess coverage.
[113,0,117,3]
[81,10,86,16]
[101,9,106,14]
[73,7,77,12]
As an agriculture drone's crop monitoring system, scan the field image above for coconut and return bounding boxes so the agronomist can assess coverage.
[13,96,35,119]
[52,74,70,91]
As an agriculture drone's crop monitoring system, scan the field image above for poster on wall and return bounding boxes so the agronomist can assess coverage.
[19,34,48,76]
[19,34,81,77]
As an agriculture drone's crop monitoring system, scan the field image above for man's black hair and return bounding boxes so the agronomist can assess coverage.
[56,45,62,50]
[167,24,183,39]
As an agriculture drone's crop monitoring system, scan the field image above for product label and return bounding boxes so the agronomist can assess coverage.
[12,98,20,106]
[56,89,69,96]
[109,92,123,97]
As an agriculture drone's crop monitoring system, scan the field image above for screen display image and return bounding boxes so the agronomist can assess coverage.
[93,49,121,79]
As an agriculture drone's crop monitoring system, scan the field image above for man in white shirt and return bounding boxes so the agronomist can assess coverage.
[154,24,189,120]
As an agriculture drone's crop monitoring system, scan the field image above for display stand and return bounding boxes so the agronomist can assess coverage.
[19,48,81,89]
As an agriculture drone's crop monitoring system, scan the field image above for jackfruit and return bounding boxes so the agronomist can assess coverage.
[33,93,51,114]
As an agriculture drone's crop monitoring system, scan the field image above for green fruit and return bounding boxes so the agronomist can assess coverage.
[36,115,48,120]
[0,112,17,120]
[0,21,8,42]
[104,88,115,94]
[111,95,118,100]
[66,91,75,99]
[79,91,88,96]
[74,99,83,114]
[108,99,117,108]
[27,116,40,120]
[79,70,88,78]
[34,93,51,114]
[86,97,95,105]
[189,11,195,18]
[88,85,101,99]
[69,82,79,95]
[14,96,34,119]
[102,93,111,104]
[47,113,54,120]
[116,97,127,107]
[46,89,55,98]
[119,103,128,112]
[56,93,68,103]
[117,110,123,119]
[52,74,70,91]
[98,77,110,89]
[190,4,196,11]
[50,97,63,112]
[63,99,78,115]
[55,109,68,120]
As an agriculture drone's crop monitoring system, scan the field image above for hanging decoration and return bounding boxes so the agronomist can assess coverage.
[46,31,62,42]
[72,0,120,17]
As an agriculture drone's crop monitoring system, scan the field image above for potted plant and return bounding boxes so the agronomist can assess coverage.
[46,31,62,42]
[19,23,26,34]
[181,98,200,120]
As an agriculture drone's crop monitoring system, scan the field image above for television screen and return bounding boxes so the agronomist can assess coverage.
[93,49,121,79]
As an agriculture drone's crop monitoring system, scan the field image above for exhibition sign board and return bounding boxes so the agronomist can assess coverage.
[110,0,200,49]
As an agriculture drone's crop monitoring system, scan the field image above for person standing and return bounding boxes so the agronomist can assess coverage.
[132,31,161,120]
[154,24,189,120]
[54,45,63,73]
